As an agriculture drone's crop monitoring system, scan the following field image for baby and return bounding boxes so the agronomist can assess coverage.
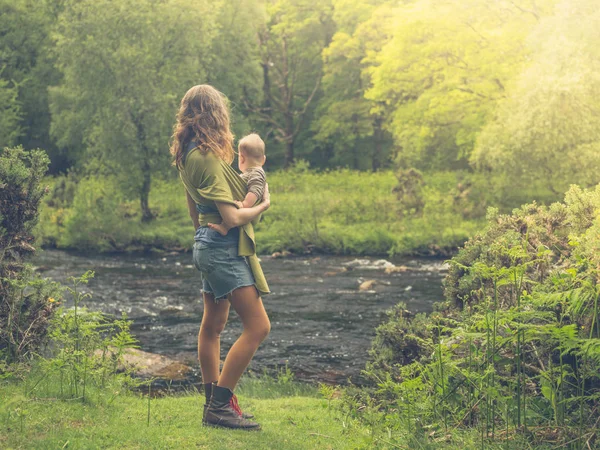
[208,133,267,236]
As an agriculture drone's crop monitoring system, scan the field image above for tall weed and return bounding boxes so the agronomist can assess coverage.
[28,272,139,404]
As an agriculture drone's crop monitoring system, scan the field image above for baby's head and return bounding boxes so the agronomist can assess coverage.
[238,133,266,172]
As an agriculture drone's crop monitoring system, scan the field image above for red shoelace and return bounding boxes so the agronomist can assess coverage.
[229,394,243,417]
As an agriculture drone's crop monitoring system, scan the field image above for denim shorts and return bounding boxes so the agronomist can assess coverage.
[192,243,257,301]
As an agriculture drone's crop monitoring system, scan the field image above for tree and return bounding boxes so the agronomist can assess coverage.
[50,0,220,221]
[204,0,264,138]
[0,80,21,148]
[314,0,393,170]
[366,0,555,171]
[246,0,335,167]
[472,0,600,195]
[0,0,61,161]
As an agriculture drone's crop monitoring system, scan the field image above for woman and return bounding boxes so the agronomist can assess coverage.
[170,85,271,430]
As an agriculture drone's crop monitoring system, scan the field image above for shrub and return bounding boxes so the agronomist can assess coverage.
[0,147,61,363]
[355,184,600,447]
[38,271,138,402]
[61,176,134,251]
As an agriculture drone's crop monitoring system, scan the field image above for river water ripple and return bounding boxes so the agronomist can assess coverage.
[34,250,446,383]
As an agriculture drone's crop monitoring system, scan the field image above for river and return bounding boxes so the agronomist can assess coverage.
[34,249,447,384]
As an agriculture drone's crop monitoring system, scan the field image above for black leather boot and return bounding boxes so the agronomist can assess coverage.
[203,382,254,420]
[204,385,260,430]
[204,382,214,404]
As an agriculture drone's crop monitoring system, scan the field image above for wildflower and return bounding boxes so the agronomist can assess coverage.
[48,297,56,303]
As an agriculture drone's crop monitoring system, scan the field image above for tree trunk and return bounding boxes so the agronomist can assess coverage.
[262,62,271,109]
[372,118,384,172]
[131,113,154,223]
[284,138,294,168]
[284,112,294,167]
[140,158,153,222]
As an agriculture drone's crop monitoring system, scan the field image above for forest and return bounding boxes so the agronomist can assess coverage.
[2,0,599,254]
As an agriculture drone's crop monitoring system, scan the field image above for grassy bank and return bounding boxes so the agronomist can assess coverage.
[0,264,484,450]
[0,380,366,450]
[37,167,486,256]
[1,375,495,450]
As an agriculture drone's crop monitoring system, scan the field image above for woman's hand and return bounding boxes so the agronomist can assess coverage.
[215,185,270,228]
[261,183,270,211]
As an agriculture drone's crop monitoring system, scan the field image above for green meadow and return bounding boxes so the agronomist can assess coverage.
[36,168,492,256]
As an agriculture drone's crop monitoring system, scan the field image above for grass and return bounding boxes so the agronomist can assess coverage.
[37,168,486,256]
[0,379,375,450]
[0,375,502,450]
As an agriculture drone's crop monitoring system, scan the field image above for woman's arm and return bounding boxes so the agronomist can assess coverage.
[186,190,200,230]
[215,184,270,228]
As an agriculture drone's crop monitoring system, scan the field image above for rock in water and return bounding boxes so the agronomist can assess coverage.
[385,265,409,274]
[343,259,371,268]
[372,259,395,269]
[359,279,377,291]
[344,259,395,270]
[271,250,292,258]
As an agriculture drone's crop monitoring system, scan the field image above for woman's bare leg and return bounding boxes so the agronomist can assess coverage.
[198,292,230,383]
[217,286,270,390]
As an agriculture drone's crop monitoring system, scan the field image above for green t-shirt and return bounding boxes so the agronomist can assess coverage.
[178,146,270,296]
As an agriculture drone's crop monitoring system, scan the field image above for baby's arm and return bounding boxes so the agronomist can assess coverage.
[240,170,266,208]
[240,193,258,208]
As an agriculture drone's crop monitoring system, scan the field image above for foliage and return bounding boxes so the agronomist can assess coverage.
[0,80,22,148]
[60,177,134,252]
[0,147,61,363]
[0,0,60,160]
[49,0,221,221]
[248,0,335,167]
[366,0,555,171]
[37,167,484,256]
[0,0,594,189]
[352,184,600,447]
[313,0,393,170]
[204,0,264,138]
[392,168,425,217]
[38,271,139,402]
[472,0,600,195]
[1,0,596,220]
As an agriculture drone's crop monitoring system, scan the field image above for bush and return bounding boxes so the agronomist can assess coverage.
[37,271,139,402]
[0,147,61,363]
[0,147,138,398]
[61,176,135,251]
[353,184,600,447]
